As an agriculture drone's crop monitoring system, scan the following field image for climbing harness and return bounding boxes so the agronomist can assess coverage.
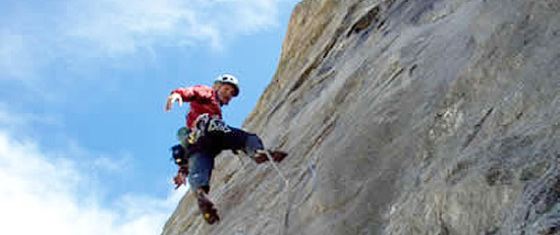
[187,113,229,145]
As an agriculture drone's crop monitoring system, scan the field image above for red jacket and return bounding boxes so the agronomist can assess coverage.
[171,85,222,128]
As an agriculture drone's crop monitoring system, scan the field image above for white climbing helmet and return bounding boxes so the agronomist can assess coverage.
[214,74,240,96]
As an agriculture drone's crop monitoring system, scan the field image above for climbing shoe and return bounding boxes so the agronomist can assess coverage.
[252,150,288,164]
[196,188,220,224]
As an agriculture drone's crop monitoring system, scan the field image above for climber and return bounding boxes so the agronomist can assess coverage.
[165,74,288,225]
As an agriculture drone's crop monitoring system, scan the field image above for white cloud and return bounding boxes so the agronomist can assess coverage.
[37,0,290,56]
[0,0,297,88]
[93,154,133,172]
[0,130,187,235]
[60,0,291,55]
[62,0,200,55]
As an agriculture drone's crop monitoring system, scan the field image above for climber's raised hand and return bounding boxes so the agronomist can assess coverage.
[165,93,183,113]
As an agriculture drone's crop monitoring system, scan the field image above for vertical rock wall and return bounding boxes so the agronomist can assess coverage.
[163,0,560,234]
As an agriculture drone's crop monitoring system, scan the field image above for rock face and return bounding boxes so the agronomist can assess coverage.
[162,0,560,234]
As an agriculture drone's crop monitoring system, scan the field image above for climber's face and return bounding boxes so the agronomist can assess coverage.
[215,83,237,106]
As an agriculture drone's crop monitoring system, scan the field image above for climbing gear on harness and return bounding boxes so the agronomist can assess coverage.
[172,126,191,166]
[214,74,240,97]
[171,142,189,189]
[177,126,190,147]
[172,127,192,189]
[196,188,220,224]
[207,118,232,133]
[188,114,210,144]
[188,113,231,145]
[171,144,188,165]
[189,114,211,144]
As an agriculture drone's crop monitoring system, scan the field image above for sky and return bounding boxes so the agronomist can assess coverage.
[0,0,299,234]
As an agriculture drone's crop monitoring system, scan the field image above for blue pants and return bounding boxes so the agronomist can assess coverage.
[187,125,264,191]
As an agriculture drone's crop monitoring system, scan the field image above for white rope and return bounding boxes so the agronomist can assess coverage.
[265,152,289,183]
[265,151,291,235]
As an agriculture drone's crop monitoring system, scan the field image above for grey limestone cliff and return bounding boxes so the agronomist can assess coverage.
[162,0,560,234]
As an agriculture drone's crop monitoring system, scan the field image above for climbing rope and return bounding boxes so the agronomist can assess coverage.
[232,150,293,235]
[265,151,291,235]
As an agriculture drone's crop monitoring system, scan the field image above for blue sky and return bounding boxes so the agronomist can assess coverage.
[0,0,299,234]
